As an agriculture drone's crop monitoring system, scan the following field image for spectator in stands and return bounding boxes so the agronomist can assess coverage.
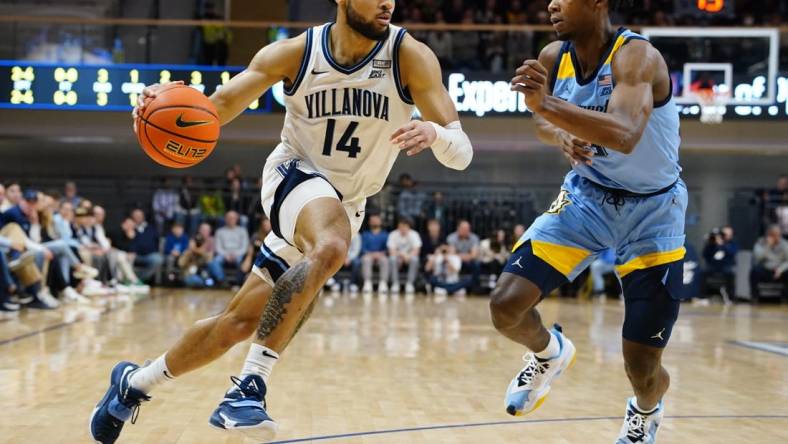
[750,224,788,301]
[344,233,362,293]
[0,184,4,211]
[770,175,788,238]
[447,220,481,291]
[479,229,510,287]
[224,178,249,227]
[94,205,144,288]
[443,0,464,23]
[164,222,190,284]
[388,217,421,297]
[589,248,617,298]
[396,174,425,230]
[200,2,232,66]
[703,226,737,301]
[179,232,215,288]
[421,218,445,264]
[1,182,21,212]
[152,177,179,235]
[506,0,528,23]
[177,175,201,235]
[199,179,225,226]
[130,208,163,284]
[209,211,249,285]
[361,214,390,295]
[0,238,18,314]
[247,176,265,237]
[453,10,481,70]
[426,244,469,297]
[62,181,82,208]
[0,190,62,308]
[427,11,453,68]
[424,191,448,233]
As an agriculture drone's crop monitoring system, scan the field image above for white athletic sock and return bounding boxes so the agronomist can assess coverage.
[634,398,659,414]
[534,330,560,360]
[129,354,174,394]
[239,343,279,384]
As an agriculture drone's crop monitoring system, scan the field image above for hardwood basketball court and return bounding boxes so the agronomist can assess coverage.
[1,290,786,443]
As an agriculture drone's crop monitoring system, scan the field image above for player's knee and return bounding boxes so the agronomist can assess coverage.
[489,288,524,330]
[217,311,258,347]
[489,282,540,331]
[311,237,349,273]
[624,354,662,389]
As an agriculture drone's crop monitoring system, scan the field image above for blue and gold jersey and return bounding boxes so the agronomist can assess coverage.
[550,28,681,193]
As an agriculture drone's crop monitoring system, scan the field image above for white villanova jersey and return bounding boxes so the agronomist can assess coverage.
[269,23,416,202]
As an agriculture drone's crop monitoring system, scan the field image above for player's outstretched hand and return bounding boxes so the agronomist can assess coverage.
[132,81,185,133]
[390,120,438,156]
[557,130,594,166]
[511,60,548,113]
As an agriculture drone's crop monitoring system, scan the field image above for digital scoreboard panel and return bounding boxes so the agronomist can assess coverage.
[0,61,274,112]
[1,60,786,120]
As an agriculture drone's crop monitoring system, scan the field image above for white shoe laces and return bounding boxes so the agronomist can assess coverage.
[624,410,647,442]
[516,354,551,388]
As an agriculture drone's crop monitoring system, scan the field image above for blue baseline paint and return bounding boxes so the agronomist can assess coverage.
[729,340,788,357]
[268,415,788,444]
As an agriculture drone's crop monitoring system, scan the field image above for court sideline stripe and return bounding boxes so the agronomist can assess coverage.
[0,296,153,346]
[269,414,788,444]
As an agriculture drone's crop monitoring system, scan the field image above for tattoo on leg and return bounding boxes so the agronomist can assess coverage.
[257,261,310,340]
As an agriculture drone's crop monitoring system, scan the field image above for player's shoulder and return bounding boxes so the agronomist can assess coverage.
[398,32,440,69]
[612,38,663,74]
[251,31,309,76]
[537,41,564,70]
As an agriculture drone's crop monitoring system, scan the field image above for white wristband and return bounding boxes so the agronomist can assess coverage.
[428,120,473,170]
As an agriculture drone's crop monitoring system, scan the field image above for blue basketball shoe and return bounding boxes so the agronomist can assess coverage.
[209,375,278,441]
[505,324,576,416]
[616,398,664,443]
[89,361,150,444]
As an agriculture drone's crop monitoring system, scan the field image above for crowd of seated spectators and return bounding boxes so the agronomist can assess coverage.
[0,180,152,316]
[3,169,785,317]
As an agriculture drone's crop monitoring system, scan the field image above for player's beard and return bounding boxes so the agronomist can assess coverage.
[345,0,390,41]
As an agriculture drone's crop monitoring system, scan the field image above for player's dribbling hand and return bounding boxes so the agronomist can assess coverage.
[511,60,548,112]
[390,120,438,156]
[132,81,185,133]
[557,130,594,166]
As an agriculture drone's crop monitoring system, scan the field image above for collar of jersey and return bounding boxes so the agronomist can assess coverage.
[568,27,626,86]
[322,22,386,75]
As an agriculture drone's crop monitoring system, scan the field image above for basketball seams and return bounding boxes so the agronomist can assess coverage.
[139,115,218,144]
[146,104,219,120]
[141,120,193,168]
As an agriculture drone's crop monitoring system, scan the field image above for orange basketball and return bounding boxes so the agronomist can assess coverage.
[136,84,220,168]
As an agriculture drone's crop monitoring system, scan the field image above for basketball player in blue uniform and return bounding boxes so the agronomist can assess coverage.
[89,1,473,443]
[489,1,685,443]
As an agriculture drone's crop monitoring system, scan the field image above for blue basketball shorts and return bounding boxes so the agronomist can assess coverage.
[503,171,688,348]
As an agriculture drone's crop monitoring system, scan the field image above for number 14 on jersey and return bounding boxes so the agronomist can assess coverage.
[322,118,361,158]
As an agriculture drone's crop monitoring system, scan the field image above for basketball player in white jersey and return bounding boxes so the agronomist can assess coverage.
[89,1,473,442]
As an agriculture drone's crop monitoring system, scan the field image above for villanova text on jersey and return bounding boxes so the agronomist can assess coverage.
[304,88,390,121]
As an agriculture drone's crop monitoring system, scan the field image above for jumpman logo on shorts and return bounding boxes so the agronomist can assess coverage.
[651,328,665,341]
[512,257,524,269]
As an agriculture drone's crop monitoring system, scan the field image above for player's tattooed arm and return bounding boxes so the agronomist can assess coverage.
[256,261,310,340]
